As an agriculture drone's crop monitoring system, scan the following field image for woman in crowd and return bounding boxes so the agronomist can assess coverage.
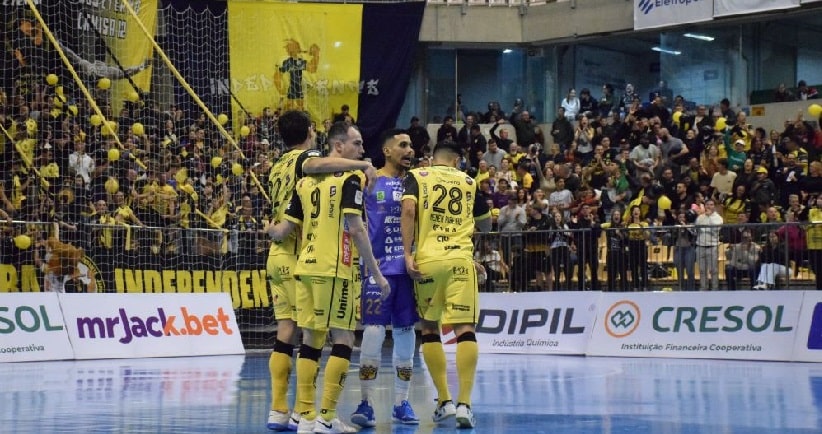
[753,231,790,289]
[523,203,552,291]
[475,238,509,292]
[625,205,650,291]
[547,208,573,290]
[600,208,628,291]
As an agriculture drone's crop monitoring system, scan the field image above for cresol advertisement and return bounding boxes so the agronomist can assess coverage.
[588,292,802,361]
[0,293,74,362]
[444,292,599,355]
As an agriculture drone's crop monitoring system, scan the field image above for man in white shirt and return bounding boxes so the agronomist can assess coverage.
[710,158,737,201]
[548,177,574,219]
[68,142,95,185]
[695,199,723,291]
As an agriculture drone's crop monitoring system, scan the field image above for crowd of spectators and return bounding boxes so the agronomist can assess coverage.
[2,79,822,291]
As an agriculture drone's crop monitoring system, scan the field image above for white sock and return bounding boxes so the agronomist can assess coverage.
[392,326,416,405]
[358,325,385,402]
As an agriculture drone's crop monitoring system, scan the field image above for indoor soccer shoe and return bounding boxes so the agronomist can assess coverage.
[432,400,456,423]
[267,409,293,431]
[455,403,476,429]
[288,412,301,431]
[350,400,376,427]
[296,417,315,434]
[392,400,420,424]
[313,415,359,433]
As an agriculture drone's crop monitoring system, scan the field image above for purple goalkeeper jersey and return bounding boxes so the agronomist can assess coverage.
[364,175,406,276]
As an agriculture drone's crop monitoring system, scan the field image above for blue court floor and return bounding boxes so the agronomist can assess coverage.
[2,350,822,433]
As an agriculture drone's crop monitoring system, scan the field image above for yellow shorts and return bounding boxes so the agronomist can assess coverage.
[295,275,360,332]
[414,257,478,325]
[267,249,297,321]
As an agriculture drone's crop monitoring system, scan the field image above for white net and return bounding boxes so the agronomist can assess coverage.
[0,1,278,347]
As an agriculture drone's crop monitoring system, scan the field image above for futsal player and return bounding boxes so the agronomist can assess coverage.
[265,111,379,432]
[400,141,490,429]
[349,130,419,428]
[268,121,390,434]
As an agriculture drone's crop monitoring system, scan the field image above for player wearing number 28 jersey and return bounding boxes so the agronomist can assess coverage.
[401,141,490,429]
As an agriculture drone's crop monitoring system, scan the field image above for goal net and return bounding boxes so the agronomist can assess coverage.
[0,0,277,348]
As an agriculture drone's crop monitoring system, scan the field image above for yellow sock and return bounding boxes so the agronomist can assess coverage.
[422,341,451,404]
[456,340,478,406]
[295,355,319,419]
[319,355,351,421]
[269,349,293,412]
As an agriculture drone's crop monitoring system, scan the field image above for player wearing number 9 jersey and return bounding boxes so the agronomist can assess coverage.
[264,111,380,432]
[401,141,490,429]
[269,122,390,433]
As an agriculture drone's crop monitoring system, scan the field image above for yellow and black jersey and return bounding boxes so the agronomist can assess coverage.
[284,170,365,279]
[269,148,322,255]
[402,165,490,264]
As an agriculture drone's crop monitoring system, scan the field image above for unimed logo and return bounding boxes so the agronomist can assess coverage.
[808,303,822,350]
[605,300,641,338]
[76,307,233,344]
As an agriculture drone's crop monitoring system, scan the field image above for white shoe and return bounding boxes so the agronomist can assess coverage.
[313,415,359,433]
[267,409,291,431]
[296,417,316,434]
[432,400,457,423]
[753,282,767,290]
[455,403,476,429]
[288,412,301,431]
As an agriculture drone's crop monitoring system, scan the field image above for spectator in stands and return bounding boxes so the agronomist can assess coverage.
[710,158,737,202]
[435,116,457,144]
[569,203,600,291]
[774,83,795,102]
[489,118,513,153]
[695,199,723,291]
[807,195,822,290]
[578,88,597,118]
[797,80,819,100]
[407,116,430,158]
[599,84,615,118]
[561,88,580,122]
[776,210,807,277]
[510,110,537,148]
[547,209,573,290]
[457,113,476,151]
[523,202,552,291]
[725,229,759,290]
[574,115,595,165]
[600,208,627,292]
[467,124,487,169]
[625,205,649,291]
[619,83,639,109]
[800,161,822,198]
[672,209,697,291]
[754,231,790,289]
[482,138,507,171]
[475,238,508,292]
[550,108,574,149]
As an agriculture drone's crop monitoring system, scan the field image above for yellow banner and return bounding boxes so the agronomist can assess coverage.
[227,1,362,127]
[73,0,157,114]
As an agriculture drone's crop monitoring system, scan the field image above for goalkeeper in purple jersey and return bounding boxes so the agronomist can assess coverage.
[350,129,421,428]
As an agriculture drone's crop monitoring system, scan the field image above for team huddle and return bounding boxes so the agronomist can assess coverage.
[262,111,490,434]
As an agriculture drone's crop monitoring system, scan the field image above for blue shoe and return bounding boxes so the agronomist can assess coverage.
[350,400,376,427]
[392,400,420,425]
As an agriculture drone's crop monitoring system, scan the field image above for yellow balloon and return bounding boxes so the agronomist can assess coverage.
[103,121,118,136]
[108,148,120,162]
[714,118,727,131]
[132,122,145,136]
[809,104,822,118]
[174,168,188,185]
[211,156,223,168]
[104,177,120,194]
[126,90,140,102]
[672,111,682,124]
[50,108,62,118]
[46,74,58,86]
[216,174,224,185]
[53,95,65,108]
[231,163,244,176]
[13,235,32,250]
[239,125,250,137]
[25,119,37,134]
[90,114,102,126]
[97,77,111,90]
[67,105,78,117]
[217,113,229,126]
[55,86,64,97]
